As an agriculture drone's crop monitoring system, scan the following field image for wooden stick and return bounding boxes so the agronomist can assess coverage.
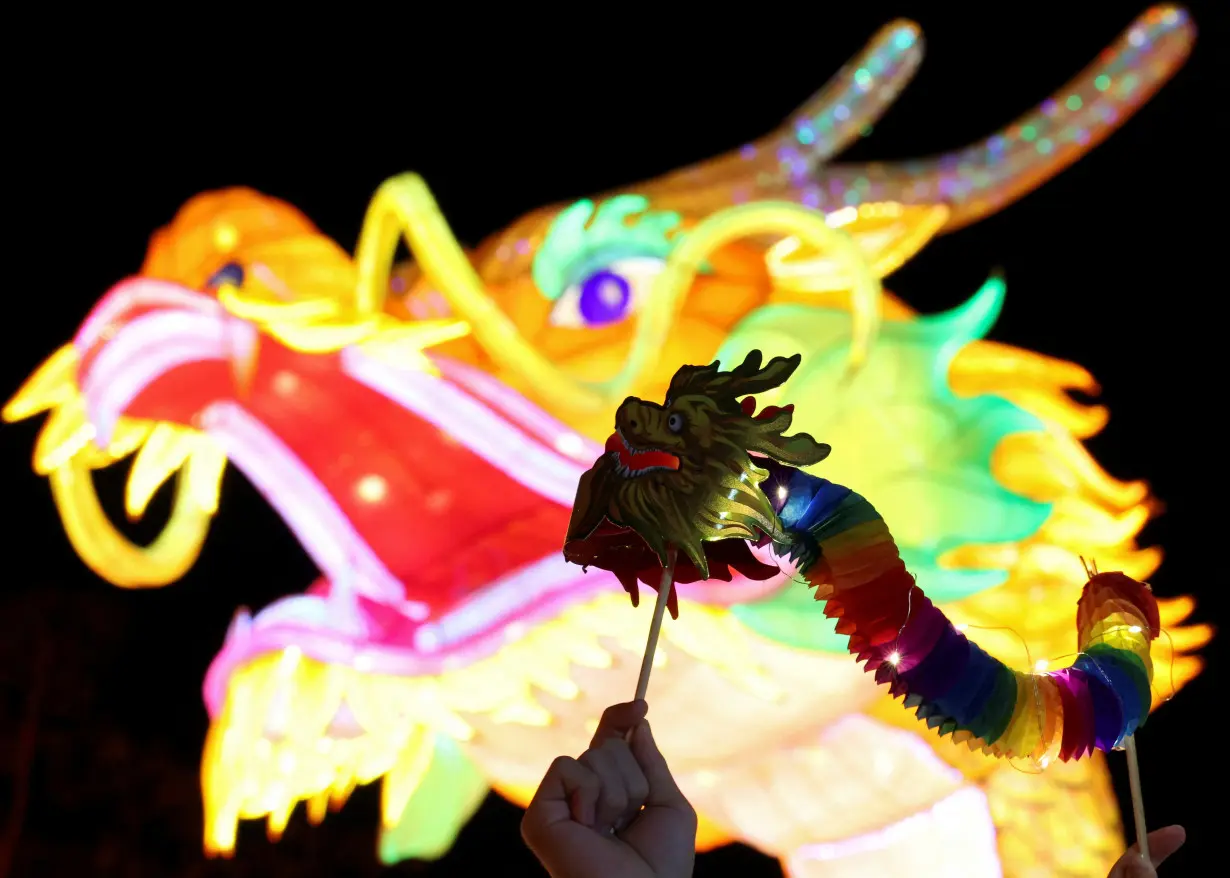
[633,547,678,702]
[1125,735,1150,863]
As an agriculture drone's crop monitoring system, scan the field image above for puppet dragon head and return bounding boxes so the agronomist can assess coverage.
[566,351,829,582]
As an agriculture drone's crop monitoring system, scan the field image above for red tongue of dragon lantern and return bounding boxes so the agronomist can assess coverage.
[563,348,1163,853]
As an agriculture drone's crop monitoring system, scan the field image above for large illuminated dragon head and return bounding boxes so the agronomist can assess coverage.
[1,7,1210,866]
[3,11,1196,593]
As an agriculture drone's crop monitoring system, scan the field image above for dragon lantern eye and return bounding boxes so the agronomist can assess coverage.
[548,257,666,328]
[667,413,684,433]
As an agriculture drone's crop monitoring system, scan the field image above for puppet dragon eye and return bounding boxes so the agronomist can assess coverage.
[667,412,685,433]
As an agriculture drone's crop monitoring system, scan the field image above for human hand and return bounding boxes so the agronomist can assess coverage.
[521,700,698,878]
[1107,826,1186,877]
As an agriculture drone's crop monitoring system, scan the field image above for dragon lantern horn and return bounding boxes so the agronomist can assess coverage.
[634,6,1195,232]
[640,20,925,200]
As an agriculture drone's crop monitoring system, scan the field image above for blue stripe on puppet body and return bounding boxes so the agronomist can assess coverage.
[1080,667,1126,752]
[929,640,1001,730]
[1074,651,1141,745]
[777,469,823,525]
[792,479,854,534]
[1084,646,1151,736]
[805,494,883,543]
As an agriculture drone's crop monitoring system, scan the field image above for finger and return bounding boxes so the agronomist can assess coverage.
[1144,825,1186,866]
[521,755,600,845]
[1109,826,1186,878]
[590,700,648,748]
[630,720,694,816]
[603,739,650,831]
[579,745,630,832]
[1108,853,1154,878]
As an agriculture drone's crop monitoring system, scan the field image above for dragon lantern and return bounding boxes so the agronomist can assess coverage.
[3,7,1210,877]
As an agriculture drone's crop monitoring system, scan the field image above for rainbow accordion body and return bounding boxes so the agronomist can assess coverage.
[764,459,1160,763]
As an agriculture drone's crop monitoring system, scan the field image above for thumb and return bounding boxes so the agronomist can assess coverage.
[1117,854,1156,878]
[1109,826,1186,878]
[630,721,692,812]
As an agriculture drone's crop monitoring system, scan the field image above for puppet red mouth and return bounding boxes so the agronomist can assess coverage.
[604,429,681,477]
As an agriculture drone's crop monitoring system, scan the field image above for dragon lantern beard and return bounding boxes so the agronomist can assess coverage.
[566,352,832,577]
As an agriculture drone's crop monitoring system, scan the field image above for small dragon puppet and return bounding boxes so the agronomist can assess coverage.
[564,350,1161,766]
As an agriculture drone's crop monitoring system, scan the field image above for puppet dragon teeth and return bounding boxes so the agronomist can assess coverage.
[608,427,681,477]
[610,456,678,478]
[615,425,651,454]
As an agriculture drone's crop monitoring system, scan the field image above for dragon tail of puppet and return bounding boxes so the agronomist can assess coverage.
[773,470,1160,765]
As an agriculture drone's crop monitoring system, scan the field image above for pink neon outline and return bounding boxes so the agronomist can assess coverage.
[431,356,604,462]
[87,341,228,443]
[79,310,257,445]
[82,309,248,399]
[199,402,410,605]
[202,565,617,716]
[201,555,789,718]
[75,278,223,352]
[341,347,587,506]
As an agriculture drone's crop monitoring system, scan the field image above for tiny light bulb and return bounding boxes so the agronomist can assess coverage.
[956,623,969,632]
[1034,659,1049,672]
[213,222,239,252]
[1129,625,1142,634]
[777,486,788,501]
[887,651,901,666]
[356,474,388,503]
